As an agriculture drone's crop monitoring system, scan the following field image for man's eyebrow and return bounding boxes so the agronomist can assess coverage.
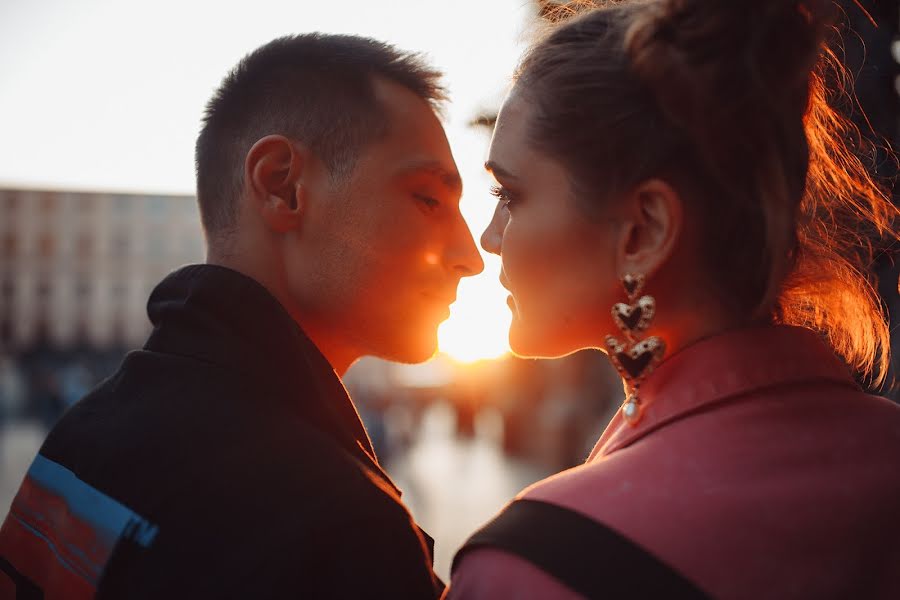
[398,161,462,194]
[484,160,517,181]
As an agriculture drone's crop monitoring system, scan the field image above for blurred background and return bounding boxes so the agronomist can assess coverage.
[0,0,897,580]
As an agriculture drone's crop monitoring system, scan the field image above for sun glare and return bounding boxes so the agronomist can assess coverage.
[431,116,516,364]
[438,271,511,363]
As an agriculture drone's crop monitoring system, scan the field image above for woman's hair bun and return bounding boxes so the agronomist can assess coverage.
[625,0,836,128]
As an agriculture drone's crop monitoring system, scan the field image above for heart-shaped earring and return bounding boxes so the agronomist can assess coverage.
[611,295,655,337]
[605,335,665,384]
[605,273,665,426]
[622,273,645,300]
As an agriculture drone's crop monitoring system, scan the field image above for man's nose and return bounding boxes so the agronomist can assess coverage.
[446,214,485,277]
[480,201,506,256]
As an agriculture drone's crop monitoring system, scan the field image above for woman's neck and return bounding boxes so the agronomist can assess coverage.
[653,291,753,362]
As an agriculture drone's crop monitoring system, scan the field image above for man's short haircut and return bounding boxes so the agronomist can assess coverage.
[195,33,446,236]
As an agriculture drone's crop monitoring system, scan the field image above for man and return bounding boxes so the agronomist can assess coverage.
[0,34,483,599]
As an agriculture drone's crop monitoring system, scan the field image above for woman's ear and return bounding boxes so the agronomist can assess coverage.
[244,135,307,233]
[616,178,683,277]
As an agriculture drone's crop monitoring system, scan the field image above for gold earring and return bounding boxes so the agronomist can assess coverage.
[605,273,666,426]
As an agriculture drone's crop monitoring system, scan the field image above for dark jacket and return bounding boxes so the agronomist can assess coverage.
[0,264,443,599]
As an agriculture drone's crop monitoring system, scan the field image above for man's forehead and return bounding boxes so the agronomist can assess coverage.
[364,78,460,192]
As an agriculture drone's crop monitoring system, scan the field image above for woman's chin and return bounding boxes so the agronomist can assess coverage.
[508,322,581,359]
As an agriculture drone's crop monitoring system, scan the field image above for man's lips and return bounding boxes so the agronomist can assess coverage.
[422,291,457,306]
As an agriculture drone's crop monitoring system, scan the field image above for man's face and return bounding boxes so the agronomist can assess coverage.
[288,78,484,364]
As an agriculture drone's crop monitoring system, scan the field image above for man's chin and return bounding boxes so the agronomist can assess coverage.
[373,333,439,364]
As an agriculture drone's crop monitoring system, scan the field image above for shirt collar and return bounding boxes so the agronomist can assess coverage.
[144,264,401,496]
[590,325,859,460]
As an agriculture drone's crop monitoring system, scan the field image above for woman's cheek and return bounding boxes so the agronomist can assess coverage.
[501,221,531,288]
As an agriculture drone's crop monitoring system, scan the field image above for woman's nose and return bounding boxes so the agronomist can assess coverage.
[480,202,506,256]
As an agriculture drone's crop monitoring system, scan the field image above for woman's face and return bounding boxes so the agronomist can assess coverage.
[481,92,621,358]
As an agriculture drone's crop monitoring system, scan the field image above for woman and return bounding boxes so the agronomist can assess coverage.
[448,0,900,598]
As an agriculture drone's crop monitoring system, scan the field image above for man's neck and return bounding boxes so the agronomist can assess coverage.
[205,252,359,377]
[301,331,358,376]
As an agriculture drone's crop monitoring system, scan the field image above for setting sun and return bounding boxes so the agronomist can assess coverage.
[438,268,511,363]
[431,115,516,364]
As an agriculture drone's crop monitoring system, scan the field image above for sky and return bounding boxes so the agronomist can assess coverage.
[0,0,540,361]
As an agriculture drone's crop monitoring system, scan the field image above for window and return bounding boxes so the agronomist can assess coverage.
[33,318,50,345]
[38,233,56,258]
[182,198,199,215]
[73,316,90,345]
[147,234,166,259]
[75,194,96,213]
[114,195,133,215]
[40,192,58,215]
[182,235,205,260]
[2,233,16,258]
[2,192,19,212]
[0,317,11,344]
[75,280,91,301]
[36,280,51,300]
[145,196,168,218]
[1,278,14,301]
[111,235,130,257]
[110,315,127,345]
[75,235,93,259]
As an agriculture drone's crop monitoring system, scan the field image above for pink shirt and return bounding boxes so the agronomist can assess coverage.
[448,326,900,599]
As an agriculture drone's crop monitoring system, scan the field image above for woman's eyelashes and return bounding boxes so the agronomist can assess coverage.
[489,185,517,209]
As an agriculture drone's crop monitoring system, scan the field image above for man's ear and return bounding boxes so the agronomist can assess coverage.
[615,178,683,278]
[245,135,307,233]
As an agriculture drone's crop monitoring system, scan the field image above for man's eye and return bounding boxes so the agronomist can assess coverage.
[414,193,440,210]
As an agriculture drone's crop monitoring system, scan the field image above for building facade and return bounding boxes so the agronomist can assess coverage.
[0,188,204,352]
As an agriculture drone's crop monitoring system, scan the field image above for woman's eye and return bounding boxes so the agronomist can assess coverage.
[489,185,516,209]
[413,193,440,211]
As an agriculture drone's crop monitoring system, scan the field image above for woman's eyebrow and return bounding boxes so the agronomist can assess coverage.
[484,160,518,181]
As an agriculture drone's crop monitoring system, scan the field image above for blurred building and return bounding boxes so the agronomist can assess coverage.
[0,187,204,352]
